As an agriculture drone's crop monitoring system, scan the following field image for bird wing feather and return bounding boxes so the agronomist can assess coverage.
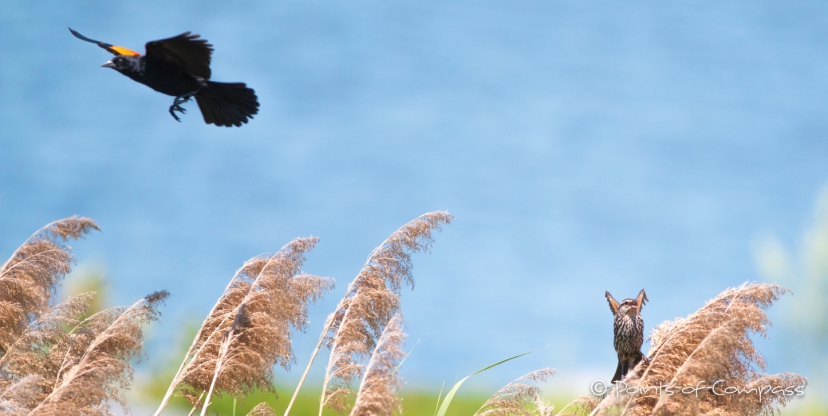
[145,32,213,79]
[605,291,620,315]
[69,28,141,57]
[636,289,648,310]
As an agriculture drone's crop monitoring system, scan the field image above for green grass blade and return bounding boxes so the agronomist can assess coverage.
[434,350,535,416]
[394,339,419,375]
[434,381,446,416]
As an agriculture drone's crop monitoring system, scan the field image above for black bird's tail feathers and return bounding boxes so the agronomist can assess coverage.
[195,81,259,127]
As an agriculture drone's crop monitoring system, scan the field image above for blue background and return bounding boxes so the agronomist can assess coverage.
[1,1,826,394]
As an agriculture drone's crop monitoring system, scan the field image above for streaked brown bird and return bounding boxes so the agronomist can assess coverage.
[605,289,648,383]
[69,28,259,127]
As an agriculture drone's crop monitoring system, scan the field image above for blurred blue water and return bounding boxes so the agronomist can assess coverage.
[2,1,827,392]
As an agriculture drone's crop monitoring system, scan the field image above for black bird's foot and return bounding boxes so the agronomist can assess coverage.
[168,94,194,122]
[169,104,186,122]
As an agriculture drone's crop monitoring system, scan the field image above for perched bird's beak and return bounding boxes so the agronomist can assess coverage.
[102,60,115,68]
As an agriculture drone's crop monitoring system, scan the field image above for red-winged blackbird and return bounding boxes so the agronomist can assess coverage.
[605,289,649,383]
[69,28,259,127]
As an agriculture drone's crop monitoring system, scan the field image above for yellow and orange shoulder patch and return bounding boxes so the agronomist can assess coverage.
[109,45,141,56]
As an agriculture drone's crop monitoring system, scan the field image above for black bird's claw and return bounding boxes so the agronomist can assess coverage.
[169,95,193,122]
[169,105,184,122]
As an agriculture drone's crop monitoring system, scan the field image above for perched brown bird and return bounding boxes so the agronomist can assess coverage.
[69,28,259,127]
[605,289,648,383]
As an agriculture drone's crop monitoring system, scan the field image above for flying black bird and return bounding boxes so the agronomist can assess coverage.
[69,28,259,127]
[605,289,649,383]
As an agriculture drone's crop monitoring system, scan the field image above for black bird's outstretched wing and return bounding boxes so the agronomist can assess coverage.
[69,27,142,56]
[145,33,213,79]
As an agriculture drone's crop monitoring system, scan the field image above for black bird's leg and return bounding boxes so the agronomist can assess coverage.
[169,91,197,122]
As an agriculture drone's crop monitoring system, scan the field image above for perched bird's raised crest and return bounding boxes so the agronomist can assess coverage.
[69,28,141,56]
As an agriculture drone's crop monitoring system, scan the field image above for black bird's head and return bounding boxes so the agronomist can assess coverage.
[102,55,143,75]
[68,28,144,75]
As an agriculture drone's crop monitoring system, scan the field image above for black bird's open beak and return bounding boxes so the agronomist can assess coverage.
[102,60,115,68]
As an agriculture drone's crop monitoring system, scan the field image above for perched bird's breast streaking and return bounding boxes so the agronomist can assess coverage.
[70,28,258,127]
[613,307,644,357]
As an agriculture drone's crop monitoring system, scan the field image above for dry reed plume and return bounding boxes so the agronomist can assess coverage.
[0,374,43,415]
[1,218,98,412]
[247,401,277,416]
[554,396,600,416]
[154,237,332,415]
[0,219,168,415]
[0,292,95,404]
[474,368,557,416]
[350,313,407,416]
[287,211,452,416]
[586,282,806,416]
[28,290,169,415]
[0,217,98,354]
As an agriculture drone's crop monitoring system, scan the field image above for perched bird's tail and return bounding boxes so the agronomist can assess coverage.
[612,353,648,384]
[611,361,622,384]
[195,81,259,127]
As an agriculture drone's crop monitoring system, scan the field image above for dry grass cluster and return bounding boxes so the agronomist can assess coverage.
[350,313,407,416]
[0,217,168,415]
[474,368,557,416]
[1,214,806,416]
[153,237,334,415]
[149,211,454,416]
[313,211,453,415]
